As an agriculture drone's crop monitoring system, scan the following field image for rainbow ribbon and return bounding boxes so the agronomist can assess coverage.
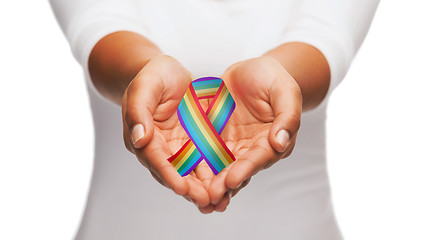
[168,77,236,176]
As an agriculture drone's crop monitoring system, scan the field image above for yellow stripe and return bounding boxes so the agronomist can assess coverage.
[195,87,219,95]
[186,93,232,165]
[171,141,193,166]
[188,87,233,165]
[184,93,231,166]
[207,87,226,120]
[208,86,227,119]
[209,88,229,123]
[174,142,196,169]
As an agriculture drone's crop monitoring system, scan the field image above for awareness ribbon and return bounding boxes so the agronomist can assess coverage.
[168,77,236,176]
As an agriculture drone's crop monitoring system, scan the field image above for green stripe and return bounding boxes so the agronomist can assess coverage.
[192,79,222,87]
[181,101,218,159]
[212,92,231,127]
[178,149,200,174]
[209,88,229,123]
[181,99,225,169]
[183,101,225,169]
[194,84,220,91]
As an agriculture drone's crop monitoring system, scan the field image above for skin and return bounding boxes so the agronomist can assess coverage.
[88,31,330,213]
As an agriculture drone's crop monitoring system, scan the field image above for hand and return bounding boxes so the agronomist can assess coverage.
[203,56,303,212]
[122,55,211,208]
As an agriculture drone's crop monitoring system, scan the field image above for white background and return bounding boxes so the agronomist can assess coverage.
[0,1,421,239]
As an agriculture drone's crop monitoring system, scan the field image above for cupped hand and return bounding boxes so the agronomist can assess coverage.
[122,55,211,208]
[202,56,303,212]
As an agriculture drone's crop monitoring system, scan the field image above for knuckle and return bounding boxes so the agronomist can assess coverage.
[286,112,301,132]
[125,105,142,127]
[124,111,133,127]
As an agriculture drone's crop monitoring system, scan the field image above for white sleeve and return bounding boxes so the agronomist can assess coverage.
[279,0,379,111]
[49,0,150,71]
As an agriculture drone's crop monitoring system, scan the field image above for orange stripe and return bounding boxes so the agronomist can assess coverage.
[186,87,232,162]
[208,86,227,119]
[197,90,217,98]
[171,141,195,167]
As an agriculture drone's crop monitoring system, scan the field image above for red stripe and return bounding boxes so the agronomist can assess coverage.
[206,83,225,115]
[189,83,236,163]
[168,139,191,163]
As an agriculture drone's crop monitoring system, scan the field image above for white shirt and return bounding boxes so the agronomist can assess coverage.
[49,0,379,239]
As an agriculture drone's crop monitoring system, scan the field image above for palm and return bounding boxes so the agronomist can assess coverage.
[222,86,275,166]
[124,55,212,206]
[145,89,213,173]
[148,103,189,161]
[206,57,302,210]
[152,100,211,158]
[221,60,280,172]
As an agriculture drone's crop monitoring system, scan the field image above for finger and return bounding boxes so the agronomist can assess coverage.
[208,164,232,205]
[124,71,162,149]
[214,192,231,212]
[230,177,251,198]
[211,177,250,213]
[194,160,214,189]
[122,93,137,154]
[266,133,297,170]
[225,145,274,189]
[138,140,189,196]
[268,78,302,153]
[281,134,297,158]
[186,176,210,208]
[183,195,193,202]
[198,204,214,214]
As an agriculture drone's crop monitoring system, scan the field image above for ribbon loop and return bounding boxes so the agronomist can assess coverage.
[168,77,236,176]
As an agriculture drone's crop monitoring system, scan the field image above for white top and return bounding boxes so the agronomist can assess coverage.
[50,0,378,239]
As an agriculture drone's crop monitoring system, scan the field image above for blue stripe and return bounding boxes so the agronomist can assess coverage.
[179,100,223,172]
[193,83,221,91]
[214,97,234,134]
[178,150,202,176]
[192,79,222,88]
[211,93,231,128]
[179,101,223,171]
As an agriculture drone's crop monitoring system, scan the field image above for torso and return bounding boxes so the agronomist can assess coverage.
[75,1,343,239]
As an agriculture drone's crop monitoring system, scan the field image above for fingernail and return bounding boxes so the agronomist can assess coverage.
[276,129,290,151]
[131,124,145,147]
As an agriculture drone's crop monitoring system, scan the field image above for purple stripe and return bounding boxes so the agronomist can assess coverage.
[178,109,219,175]
[218,101,236,135]
[175,79,234,176]
[177,94,218,175]
[177,109,194,153]
[181,157,203,177]
[192,76,221,83]
[177,108,203,176]
[203,157,219,175]
[181,156,219,176]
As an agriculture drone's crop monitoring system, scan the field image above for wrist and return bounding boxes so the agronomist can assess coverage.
[88,31,163,104]
[263,42,330,111]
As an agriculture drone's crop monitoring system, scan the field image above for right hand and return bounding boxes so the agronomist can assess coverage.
[122,55,212,208]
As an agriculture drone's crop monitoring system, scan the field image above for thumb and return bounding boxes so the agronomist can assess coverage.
[123,72,162,149]
[268,79,302,153]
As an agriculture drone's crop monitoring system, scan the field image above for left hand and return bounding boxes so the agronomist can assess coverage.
[122,55,212,208]
[199,56,303,212]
